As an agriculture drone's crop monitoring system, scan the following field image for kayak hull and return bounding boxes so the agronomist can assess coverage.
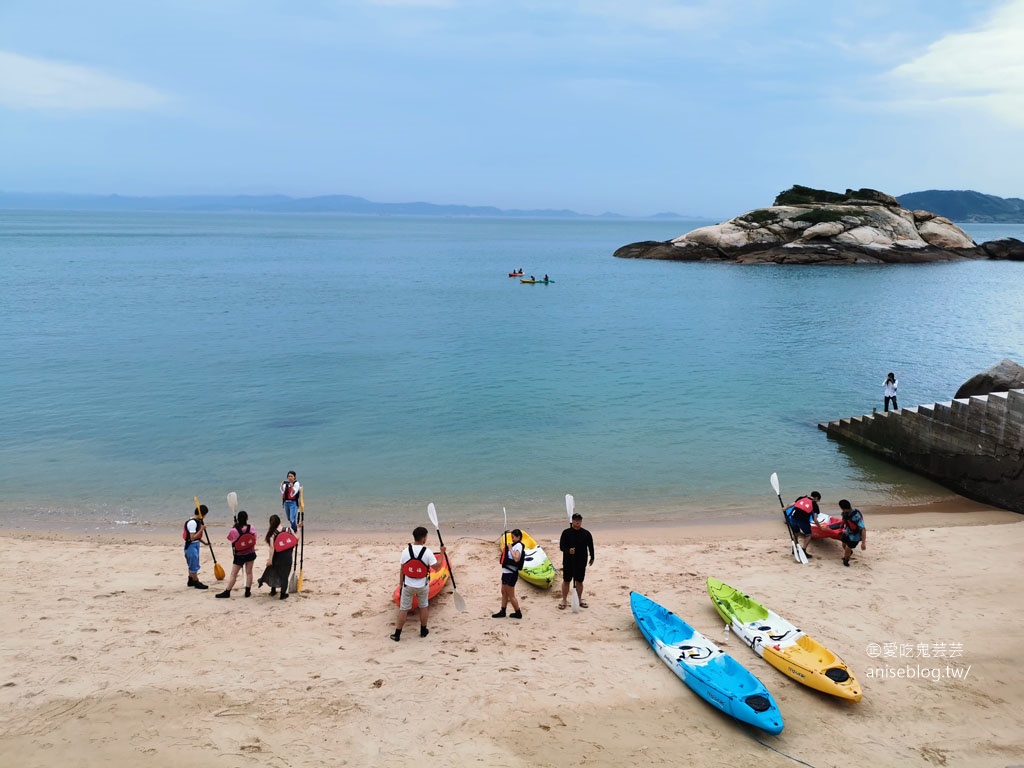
[707,577,862,701]
[811,514,844,540]
[630,591,784,734]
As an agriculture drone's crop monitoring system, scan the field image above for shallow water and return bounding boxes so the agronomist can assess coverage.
[2,211,1022,530]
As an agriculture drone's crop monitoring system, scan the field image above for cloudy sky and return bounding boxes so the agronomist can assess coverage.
[1,0,1021,217]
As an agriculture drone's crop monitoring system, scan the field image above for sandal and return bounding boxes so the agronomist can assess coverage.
[557,603,567,610]
[579,601,589,609]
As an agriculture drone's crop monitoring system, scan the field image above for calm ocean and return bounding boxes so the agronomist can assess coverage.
[2,212,1023,531]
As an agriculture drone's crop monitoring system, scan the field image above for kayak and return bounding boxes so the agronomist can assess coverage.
[392,551,451,609]
[706,577,862,701]
[520,279,554,284]
[811,513,844,540]
[630,591,784,734]
[508,272,524,277]
[499,530,557,588]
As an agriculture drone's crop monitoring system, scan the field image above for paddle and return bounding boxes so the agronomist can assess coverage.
[769,473,807,565]
[294,492,305,593]
[427,502,466,612]
[565,494,581,613]
[227,491,238,520]
[195,495,226,580]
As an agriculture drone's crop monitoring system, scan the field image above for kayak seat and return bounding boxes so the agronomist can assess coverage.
[825,667,851,683]
[744,694,772,713]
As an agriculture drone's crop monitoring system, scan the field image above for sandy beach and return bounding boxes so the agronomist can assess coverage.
[2,503,1023,768]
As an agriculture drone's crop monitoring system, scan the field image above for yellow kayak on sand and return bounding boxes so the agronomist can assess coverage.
[707,577,862,701]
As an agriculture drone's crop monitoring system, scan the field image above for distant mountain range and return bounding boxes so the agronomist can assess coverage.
[896,190,1024,222]
[0,192,700,220]
[3,189,1021,222]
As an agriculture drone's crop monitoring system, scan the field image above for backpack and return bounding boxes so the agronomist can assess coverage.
[233,526,257,555]
[273,530,298,552]
[402,545,429,580]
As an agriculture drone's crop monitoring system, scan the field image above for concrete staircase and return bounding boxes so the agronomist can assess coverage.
[818,389,1024,513]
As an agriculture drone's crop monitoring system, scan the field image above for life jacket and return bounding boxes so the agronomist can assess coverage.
[273,530,298,553]
[183,518,200,544]
[402,545,429,580]
[499,539,524,571]
[233,524,257,556]
[842,510,864,539]
[281,482,300,503]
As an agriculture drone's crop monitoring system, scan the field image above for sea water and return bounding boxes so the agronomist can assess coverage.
[2,211,1023,531]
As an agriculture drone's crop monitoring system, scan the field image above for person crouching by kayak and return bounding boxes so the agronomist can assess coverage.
[391,526,444,642]
[257,514,295,600]
[184,504,209,590]
[493,529,524,619]
[838,500,867,567]
[788,492,821,559]
[216,510,259,599]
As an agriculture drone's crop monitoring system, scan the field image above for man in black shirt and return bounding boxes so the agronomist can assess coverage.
[559,513,595,609]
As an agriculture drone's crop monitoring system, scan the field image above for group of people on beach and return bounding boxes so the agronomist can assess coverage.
[390,513,595,641]
[785,492,867,566]
[183,471,303,599]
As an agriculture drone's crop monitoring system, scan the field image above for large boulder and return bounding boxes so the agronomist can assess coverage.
[613,185,1013,265]
[978,238,1024,260]
[955,360,1024,399]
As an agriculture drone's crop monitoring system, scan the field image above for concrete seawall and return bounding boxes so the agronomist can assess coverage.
[818,389,1024,514]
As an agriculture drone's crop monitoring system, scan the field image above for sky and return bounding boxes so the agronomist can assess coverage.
[1,0,1022,218]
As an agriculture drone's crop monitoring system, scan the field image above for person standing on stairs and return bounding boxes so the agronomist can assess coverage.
[883,372,899,412]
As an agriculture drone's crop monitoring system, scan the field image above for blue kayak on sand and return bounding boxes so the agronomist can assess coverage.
[630,591,784,735]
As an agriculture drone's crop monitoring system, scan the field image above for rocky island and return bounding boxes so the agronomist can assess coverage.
[615,185,1024,264]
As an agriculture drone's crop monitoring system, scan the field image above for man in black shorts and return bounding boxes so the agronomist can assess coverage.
[559,513,595,609]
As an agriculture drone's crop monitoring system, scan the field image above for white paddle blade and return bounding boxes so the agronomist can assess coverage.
[227,491,238,514]
[770,472,780,495]
[565,494,575,520]
[427,502,438,529]
[793,541,808,565]
[571,589,581,613]
[453,590,467,613]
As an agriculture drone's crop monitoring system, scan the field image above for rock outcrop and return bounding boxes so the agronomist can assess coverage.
[955,359,1024,399]
[615,185,1024,264]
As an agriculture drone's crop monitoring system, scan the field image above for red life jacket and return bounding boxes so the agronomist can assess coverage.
[273,530,298,552]
[282,482,300,502]
[402,545,429,580]
[233,525,257,555]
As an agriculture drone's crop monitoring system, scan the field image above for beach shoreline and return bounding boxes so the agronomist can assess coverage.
[2,501,1022,767]
[8,492,1015,541]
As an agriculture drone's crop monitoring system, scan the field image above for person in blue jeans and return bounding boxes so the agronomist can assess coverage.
[280,470,302,532]
[184,504,209,589]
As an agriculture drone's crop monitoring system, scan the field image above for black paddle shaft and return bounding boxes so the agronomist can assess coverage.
[433,527,459,591]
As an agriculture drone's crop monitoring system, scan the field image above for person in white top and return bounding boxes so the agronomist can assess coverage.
[391,526,444,641]
[883,372,899,412]
[280,471,302,532]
